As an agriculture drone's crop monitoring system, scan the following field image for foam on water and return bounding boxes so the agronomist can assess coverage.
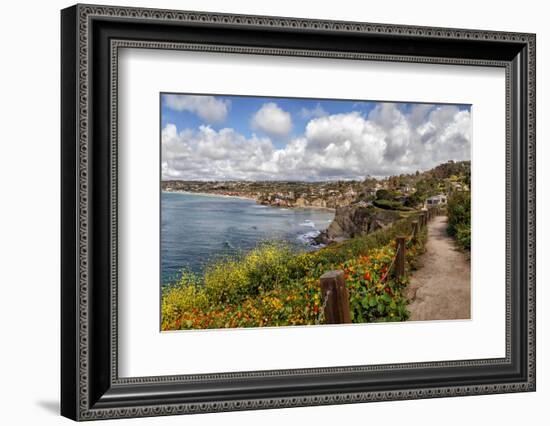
[296,230,321,244]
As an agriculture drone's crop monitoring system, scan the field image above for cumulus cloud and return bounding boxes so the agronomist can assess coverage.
[162,103,471,181]
[299,103,328,119]
[163,94,230,124]
[250,102,293,138]
[162,124,277,180]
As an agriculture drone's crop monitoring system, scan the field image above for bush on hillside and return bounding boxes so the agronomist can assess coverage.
[404,192,423,208]
[447,191,471,251]
[373,199,412,211]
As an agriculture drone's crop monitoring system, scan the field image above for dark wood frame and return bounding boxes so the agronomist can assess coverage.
[61,4,536,421]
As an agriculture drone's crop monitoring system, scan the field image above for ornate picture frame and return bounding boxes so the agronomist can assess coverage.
[61,4,535,421]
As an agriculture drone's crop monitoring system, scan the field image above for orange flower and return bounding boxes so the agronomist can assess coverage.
[364,272,371,281]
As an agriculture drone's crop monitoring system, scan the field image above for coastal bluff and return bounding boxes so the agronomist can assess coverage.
[315,206,401,244]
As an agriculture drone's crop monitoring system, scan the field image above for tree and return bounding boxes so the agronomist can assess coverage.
[375,189,392,200]
[404,192,423,208]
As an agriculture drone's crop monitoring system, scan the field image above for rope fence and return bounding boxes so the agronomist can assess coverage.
[315,289,331,325]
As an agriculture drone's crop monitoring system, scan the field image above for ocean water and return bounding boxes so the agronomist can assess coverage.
[161,192,334,285]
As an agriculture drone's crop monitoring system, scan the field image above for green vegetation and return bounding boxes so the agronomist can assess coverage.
[342,242,421,323]
[375,189,393,200]
[161,215,427,330]
[447,191,471,251]
[403,191,422,208]
[373,199,412,211]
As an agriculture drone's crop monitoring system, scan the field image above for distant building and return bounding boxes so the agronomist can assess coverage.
[355,200,372,207]
[399,185,414,194]
[363,188,377,197]
[425,194,447,207]
[346,188,357,198]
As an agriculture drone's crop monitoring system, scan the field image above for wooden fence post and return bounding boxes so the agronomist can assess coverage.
[411,221,418,244]
[395,236,406,278]
[320,270,351,324]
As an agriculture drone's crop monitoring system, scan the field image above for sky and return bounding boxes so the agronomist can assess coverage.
[160,93,472,181]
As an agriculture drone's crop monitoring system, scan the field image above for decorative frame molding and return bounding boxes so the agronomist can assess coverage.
[61,4,535,421]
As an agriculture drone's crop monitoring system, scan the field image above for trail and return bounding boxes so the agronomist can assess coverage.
[406,215,471,321]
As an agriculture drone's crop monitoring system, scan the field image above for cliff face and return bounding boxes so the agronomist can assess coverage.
[260,196,334,209]
[315,206,401,244]
[259,195,352,209]
[294,197,327,208]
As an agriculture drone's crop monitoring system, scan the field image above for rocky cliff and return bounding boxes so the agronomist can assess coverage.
[315,206,401,244]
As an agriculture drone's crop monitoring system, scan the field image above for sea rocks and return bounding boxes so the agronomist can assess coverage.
[314,205,401,244]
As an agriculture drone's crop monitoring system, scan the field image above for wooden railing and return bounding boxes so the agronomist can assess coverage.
[318,205,444,324]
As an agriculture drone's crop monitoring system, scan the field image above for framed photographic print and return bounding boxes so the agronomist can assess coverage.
[61,4,536,421]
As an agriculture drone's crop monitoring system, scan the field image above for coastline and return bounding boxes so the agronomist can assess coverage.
[162,190,336,212]
[162,190,257,202]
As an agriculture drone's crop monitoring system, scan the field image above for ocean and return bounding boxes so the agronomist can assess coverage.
[161,192,335,285]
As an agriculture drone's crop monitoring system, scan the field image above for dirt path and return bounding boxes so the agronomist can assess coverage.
[406,215,471,321]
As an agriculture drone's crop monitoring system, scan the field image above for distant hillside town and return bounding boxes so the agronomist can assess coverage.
[162,160,470,211]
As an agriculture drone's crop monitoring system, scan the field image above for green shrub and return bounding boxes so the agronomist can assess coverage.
[373,199,403,210]
[375,189,392,200]
[161,272,209,330]
[340,245,411,323]
[404,192,423,208]
[456,223,471,251]
[447,191,471,250]
[204,242,295,304]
